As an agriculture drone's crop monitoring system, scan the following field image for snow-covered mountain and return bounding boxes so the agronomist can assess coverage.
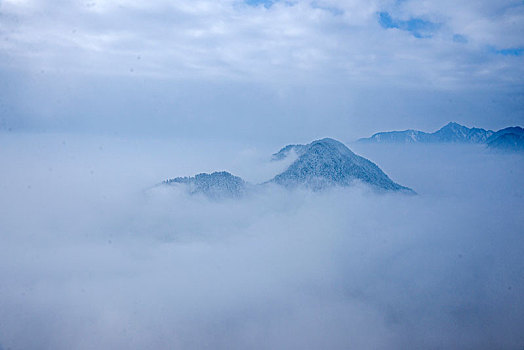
[432,122,494,143]
[487,127,524,152]
[359,122,493,144]
[269,138,414,193]
[161,138,415,198]
[163,171,247,199]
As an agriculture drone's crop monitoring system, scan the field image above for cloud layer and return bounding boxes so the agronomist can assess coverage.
[1,0,523,87]
[0,133,523,349]
[0,0,523,141]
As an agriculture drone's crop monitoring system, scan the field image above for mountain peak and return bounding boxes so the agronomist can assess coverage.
[270,138,414,193]
[437,121,469,133]
[308,138,356,156]
[311,137,348,147]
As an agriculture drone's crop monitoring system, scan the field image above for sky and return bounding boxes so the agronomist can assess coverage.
[1,0,523,141]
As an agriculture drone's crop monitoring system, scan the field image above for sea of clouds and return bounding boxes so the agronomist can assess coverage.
[0,132,523,350]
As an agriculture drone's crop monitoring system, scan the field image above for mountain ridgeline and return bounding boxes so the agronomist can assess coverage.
[162,138,414,199]
[359,122,524,152]
[359,122,494,144]
[486,127,524,152]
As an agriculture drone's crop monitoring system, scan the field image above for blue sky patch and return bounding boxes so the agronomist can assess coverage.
[245,0,276,8]
[495,48,524,56]
[378,12,397,29]
[378,12,440,38]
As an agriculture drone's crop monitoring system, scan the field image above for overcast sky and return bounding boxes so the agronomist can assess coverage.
[1,0,523,141]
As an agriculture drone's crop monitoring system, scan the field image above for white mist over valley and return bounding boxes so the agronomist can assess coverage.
[0,132,522,349]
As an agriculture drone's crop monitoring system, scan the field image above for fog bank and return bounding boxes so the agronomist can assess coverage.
[0,132,523,350]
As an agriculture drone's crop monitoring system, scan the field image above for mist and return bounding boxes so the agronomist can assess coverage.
[0,132,523,350]
[2,0,523,348]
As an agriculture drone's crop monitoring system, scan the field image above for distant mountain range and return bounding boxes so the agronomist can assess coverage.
[162,138,414,198]
[359,122,524,152]
[359,122,494,144]
[486,127,524,152]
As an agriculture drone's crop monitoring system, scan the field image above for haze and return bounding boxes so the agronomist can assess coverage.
[1,0,523,349]
[0,133,523,349]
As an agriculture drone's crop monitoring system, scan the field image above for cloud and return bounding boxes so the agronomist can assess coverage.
[0,0,522,88]
[452,34,468,43]
[0,0,522,140]
[0,132,523,349]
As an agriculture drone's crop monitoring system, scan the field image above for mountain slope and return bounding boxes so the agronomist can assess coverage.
[270,138,414,193]
[486,126,524,143]
[163,171,247,198]
[487,127,524,152]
